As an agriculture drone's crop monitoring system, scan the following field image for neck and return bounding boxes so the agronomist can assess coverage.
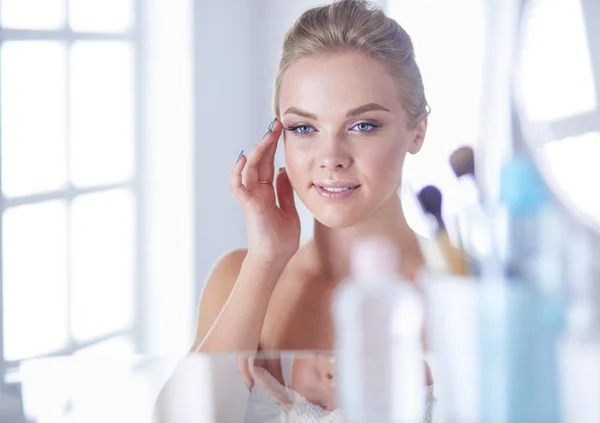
[311,195,422,280]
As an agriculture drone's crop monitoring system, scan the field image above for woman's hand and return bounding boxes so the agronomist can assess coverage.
[231,119,300,269]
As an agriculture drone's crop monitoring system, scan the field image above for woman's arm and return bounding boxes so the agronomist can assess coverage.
[191,249,286,352]
[193,119,298,352]
[153,249,287,423]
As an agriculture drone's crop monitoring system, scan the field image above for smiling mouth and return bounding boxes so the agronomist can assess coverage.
[321,186,353,193]
[313,184,360,199]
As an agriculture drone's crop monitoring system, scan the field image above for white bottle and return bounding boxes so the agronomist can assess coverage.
[332,237,425,423]
[559,223,600,423]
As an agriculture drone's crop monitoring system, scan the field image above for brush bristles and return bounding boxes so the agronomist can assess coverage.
[418,185,444,230]
[450,146,475,178]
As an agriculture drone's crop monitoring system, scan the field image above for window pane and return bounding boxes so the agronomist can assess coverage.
[0,0,65,30]
[71,189,135,342]
[69,0,133,33]
[519,0,596,121]
[1,42,67,198]
[541,132,600,222]
[69,41,135,187]
[2,201,68,360]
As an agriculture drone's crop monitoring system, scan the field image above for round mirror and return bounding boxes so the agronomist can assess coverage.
[514,0,600,230]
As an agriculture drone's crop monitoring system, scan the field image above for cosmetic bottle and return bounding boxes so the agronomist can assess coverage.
[332,237,425,423]
[479,155,565,423]
[558,221,600,423]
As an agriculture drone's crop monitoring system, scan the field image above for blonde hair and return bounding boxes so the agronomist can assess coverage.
[274,0,429,128]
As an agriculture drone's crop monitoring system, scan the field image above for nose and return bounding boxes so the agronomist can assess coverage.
[320,157,350,171]
[318,135,352,171]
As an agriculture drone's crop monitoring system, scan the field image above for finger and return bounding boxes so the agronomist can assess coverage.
[256,139,278,186]
[275,168,297,215]
[237,354,254,390]
[245,120,280,187]
[230,154,252,205]
[257,119,283,183]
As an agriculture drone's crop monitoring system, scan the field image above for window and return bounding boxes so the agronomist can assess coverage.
[0,0,142,385]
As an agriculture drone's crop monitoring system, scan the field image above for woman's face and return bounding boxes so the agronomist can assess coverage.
[279,51,426,228]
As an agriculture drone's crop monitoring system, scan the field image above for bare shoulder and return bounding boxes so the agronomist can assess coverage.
[210,248,248,282]
[191,248,248,350]
[202,248,248,300]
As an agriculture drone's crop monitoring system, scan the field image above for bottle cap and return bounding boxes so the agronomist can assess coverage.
[500,154,549,216]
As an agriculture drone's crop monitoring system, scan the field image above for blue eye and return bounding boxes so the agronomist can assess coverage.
[296,125,313,134]
[352,122,379,133]
[286,124,314,135]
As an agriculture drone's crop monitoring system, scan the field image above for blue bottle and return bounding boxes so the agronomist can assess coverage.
[479,155,565,423]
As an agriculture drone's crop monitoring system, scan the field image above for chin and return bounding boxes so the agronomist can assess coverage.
[311,208,365,229]
[298,189,375,229]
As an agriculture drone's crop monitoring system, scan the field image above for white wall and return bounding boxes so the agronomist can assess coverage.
[143,0,194,356]
[192,0,261,322]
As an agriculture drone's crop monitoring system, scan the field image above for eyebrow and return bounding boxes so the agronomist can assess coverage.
[345,103,391,117]
[283,103,391,120]
[283,107,318,120]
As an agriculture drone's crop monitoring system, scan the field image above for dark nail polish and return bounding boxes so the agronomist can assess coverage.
[278,167,286,173]
[236,150,244,163]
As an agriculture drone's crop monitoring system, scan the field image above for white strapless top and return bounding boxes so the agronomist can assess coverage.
[243,355,435,423]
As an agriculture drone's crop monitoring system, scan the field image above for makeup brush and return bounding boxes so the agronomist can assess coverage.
[450,146,480,205]
[449,146,476,258]
[450,146,475,179]
[418,186,445,232]
[450,146,487,274]
[418,185,469,276]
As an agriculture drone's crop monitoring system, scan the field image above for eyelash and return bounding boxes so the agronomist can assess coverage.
[284,121,382,137]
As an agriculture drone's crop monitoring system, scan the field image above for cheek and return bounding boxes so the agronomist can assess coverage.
[283,141,311,188]
[359,141,406,179]
[379,147,404,168]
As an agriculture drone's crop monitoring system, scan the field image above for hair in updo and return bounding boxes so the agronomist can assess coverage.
[273,0,429,128]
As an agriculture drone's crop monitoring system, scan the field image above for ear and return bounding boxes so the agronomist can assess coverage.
[408,118,427,155]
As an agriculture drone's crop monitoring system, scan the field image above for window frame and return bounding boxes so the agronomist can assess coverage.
[0,0,147,388]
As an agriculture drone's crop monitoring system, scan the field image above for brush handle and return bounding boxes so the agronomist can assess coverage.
[437,230,470,276]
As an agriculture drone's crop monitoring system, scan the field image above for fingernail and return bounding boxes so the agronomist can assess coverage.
[236,150,244,164]
[244,382,251,392]
[278,167,286,173]
[262,118,276,138]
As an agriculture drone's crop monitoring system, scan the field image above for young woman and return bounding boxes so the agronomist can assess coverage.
[189,0,433,418]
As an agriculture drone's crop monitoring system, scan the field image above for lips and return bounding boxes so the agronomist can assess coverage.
[313,180,360,200]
